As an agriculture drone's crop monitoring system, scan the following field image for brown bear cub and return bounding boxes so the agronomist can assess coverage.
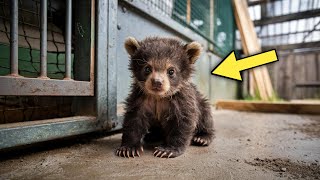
[116,37,214,158]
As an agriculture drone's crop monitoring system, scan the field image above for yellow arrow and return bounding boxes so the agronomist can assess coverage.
[211,49,278,81]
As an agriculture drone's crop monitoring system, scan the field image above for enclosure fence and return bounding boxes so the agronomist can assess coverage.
[0,0,94,96]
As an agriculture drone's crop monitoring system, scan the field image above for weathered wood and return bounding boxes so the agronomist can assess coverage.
[233,0,274,100]
[271,51,320,100]
[294,54,305,99]
[305,54,317,98]
[285,53,294,99]
[216,100,320,115]
[295,82,320,87]
[278,54,286,98]
[317,53,320,81]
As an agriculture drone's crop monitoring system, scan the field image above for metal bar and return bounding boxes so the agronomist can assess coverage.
[0,116,98,149]
[258,29,320,39]
[93,0,119,130]
[186,0,191,24]
[106,0,118,128]
[262,41,320,51]
[96,0,108,128]
[90,0,95,83]
[10,0,18,76]
[208,0,214,52]
[65,0,72,80]
[40,0,48,78]
[0,76,94,96]
[209,0,214,40]
[248,0,282,6]
[302,20,320,42]
[72,0,96,117]
[277,47,320,56]
[254,9,320,26]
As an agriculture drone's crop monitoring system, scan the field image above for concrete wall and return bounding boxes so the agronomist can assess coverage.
[116,2,238,105]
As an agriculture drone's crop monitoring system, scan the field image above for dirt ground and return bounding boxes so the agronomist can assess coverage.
[0,110,320,180]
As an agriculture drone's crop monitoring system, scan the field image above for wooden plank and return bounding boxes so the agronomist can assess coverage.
[249,70,255,97]
[267,60,276,97]
[233,0,274,100]
[294,54,304,99]
[216,100,320,115]
[233,0,266,99]
[290,100,320,104]
[278,54,287,99]
[295,81,320,87]
[304,54,312,98]
[317,53,320,81]
[285,53,294,99]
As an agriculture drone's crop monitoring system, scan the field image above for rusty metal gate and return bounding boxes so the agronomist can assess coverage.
[0,0,118,149]
[0,0,238,150]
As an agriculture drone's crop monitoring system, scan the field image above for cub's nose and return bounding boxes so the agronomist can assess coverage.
[151,78,163,89]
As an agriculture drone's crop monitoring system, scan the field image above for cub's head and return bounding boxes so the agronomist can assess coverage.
[125,36,202,97]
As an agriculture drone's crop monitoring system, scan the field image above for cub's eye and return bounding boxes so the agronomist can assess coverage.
[168,69,175,76]
[144,66,152,74]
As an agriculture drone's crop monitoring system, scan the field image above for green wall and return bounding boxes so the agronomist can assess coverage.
[0,43,73,79]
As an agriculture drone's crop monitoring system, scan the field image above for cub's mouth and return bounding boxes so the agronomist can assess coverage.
[147,86,167,95]
[151,86,163,92]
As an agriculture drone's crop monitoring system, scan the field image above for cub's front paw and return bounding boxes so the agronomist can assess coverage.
[153,146,183,158]
[116,145,144,158]
[192,135,212,146]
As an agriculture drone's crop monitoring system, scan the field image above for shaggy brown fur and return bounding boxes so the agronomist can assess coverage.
[116,37,215,158]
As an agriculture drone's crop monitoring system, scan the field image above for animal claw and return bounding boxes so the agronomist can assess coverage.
[168,152,173,158]
[160,152,167,158]
[155,151,162,157]
[132,149,135,158]
[203,141,208,145]
[153,150,159,156]
[126,150,130,158]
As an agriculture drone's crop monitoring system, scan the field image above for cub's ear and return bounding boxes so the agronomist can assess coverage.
[124,37,140,57]
[185,42,202,64]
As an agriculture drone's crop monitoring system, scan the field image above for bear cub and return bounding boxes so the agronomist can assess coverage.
[116,37,215,158]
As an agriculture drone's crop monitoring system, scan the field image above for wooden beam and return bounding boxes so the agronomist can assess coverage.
[233,0,274,100]
[262,41,320,51]
[254,9,320,26]
[295,81,320,87]
[216,100,320,115]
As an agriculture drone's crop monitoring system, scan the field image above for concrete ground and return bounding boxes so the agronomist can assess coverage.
[1,110,320,180]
